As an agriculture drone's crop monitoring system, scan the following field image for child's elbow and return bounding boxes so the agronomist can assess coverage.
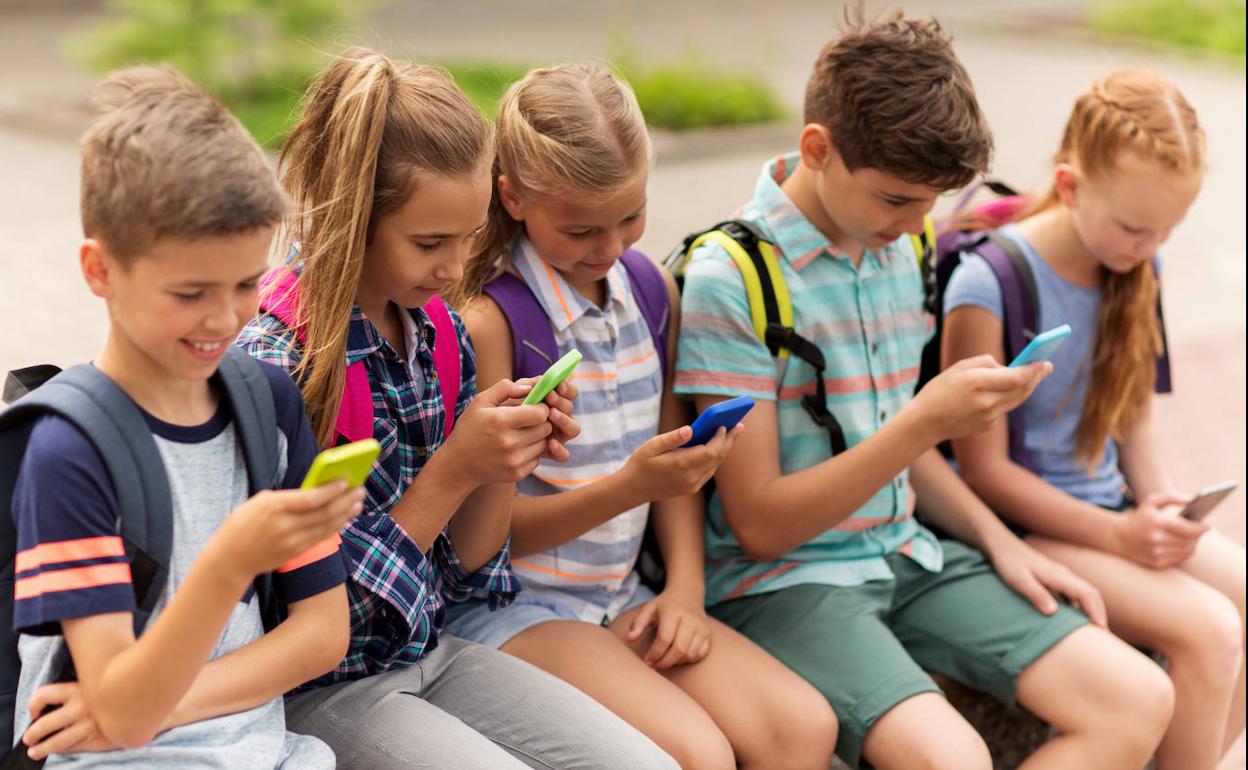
[98,714,160,750]
[727,511,787,563]
[310,618,350,678]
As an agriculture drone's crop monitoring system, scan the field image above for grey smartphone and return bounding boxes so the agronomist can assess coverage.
[1180,480,1239,522]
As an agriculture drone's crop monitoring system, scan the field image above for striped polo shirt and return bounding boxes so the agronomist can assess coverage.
[508,236,664,622]
[674,153,943,606]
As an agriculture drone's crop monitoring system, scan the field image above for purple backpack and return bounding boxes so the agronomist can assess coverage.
[482,249,671,383]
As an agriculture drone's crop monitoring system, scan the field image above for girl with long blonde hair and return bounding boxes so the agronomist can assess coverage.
[444,62,839,770]
[943,69,1245,770]
[237,47,676,770]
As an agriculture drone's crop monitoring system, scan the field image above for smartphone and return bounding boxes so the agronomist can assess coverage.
[1009,324,1073,368]
[684,396,755,447]
[1180,480,1239,522]
[301,438,381,490]
[523,349,583,406]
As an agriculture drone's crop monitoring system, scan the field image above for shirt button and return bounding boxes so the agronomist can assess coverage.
[879,409,887,421]
[895,477,904,489]
[871,342,879,355]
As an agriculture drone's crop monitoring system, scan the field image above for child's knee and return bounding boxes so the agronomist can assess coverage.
[1172,592,1244,682]
[1106,654,1176,748]
[664,721,735,770]
[753,687,838,769]
[904,729,991,770]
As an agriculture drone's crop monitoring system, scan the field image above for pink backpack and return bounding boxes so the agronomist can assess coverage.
[259,269,462,445]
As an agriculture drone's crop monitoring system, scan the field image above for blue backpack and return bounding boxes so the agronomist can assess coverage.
[0,348,282,760]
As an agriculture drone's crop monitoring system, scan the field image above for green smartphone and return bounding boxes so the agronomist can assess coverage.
[301,438,381,489]
[522,349,582,406]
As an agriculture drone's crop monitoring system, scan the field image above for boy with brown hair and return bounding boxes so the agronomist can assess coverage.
[3,65,360,767]
[674,14,1177,769]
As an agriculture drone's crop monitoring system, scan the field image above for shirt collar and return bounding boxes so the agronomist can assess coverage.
[510,235,625,333]
[345,304,435,365]
[747,152,905,272]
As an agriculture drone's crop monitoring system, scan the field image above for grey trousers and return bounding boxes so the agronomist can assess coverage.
[285,635,677,770]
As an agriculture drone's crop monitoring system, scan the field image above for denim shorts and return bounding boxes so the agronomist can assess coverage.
[446,584,657,650]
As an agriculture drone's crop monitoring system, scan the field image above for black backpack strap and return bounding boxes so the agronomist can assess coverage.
[1151,256,1173,394]
[216,348,285,631]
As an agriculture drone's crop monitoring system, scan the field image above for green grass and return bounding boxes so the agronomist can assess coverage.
[1091,0,1246,56]
[223,58,785,148]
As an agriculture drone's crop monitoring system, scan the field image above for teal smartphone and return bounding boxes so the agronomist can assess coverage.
[1009,324,1072,368]
[301,438,381,489]
[523,350,582,405]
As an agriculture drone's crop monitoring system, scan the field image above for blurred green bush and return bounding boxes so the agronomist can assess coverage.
[71,1,785,147]
[1092,0,1246,56]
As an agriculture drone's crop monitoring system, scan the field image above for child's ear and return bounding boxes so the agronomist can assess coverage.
[798,124,834,170]
[497,175,525,221]
[80,238,115,298]
[1054,163,1079,207]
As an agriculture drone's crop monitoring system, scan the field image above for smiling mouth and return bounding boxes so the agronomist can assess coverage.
[185,340,223,352]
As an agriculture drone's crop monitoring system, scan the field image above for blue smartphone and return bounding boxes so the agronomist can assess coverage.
[684,396,755,447]
[1009,324,1072,368]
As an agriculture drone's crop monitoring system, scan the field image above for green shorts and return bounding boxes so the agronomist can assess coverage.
[708,539,1087,769]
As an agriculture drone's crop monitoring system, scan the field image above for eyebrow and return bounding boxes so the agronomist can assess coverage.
[411,220,490,239]
[563,205,647,230]
[173,267,268,289]
[880,192,925,203]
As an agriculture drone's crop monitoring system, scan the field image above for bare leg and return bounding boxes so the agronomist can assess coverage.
[860,692,993,770]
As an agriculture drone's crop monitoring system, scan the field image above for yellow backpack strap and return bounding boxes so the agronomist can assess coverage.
[685,229,793,359]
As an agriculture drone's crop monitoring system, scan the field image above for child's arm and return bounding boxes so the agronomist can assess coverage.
[906,447,1107,626]
[56,485,360,749]
[464,285,730,559]
[624,273,724,670]
[944,304,1204,568]
[1116,396,1184,503]
[695,353,1043,562]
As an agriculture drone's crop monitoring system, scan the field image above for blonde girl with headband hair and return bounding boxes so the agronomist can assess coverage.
[445,63,839,770]
[238,48,677,770]
[943,69,1244,770]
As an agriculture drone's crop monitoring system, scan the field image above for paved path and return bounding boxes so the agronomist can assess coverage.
[0,3,1243,765]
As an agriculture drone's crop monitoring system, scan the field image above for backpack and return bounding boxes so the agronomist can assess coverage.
[259,269,462,445]
[482,249,670,382]
[664,178,1173,471]
[0,348,281,758]
[481,249,671,591]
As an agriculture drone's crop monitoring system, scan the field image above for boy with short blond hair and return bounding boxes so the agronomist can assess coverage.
[5,65,360,767]
[675,14,1176,770]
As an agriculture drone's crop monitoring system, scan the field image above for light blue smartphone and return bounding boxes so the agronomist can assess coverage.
[1009,324,1072,368]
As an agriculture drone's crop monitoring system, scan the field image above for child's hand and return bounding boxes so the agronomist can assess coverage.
[213,481,364,579]
[625,588,712,670]
[445,378,554,484]
[513,378,581,462]
[908,354,1050,442]
[987,538,1108,627]
[22,682,117,760]
[1112,492,1208,569]
[620,424,742,501]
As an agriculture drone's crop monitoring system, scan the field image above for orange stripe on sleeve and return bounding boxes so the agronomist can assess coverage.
[14,563,132,600]
[15,536,125,574]
[277,534,342,574]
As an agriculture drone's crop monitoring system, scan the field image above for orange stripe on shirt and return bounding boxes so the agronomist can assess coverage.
[777,366,920,400]
[277,534,342,574]
[541,261,576,327]
[15,536,125,574]
[569,371,618,382]
[723,562,801,601]
[620,349,657,368]
[512,559,629,582]
[534,472,608,487]
[14,563,132,600]
[675,369,776,393]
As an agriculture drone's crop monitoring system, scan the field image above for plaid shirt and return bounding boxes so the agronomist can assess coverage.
[238,299,518,688]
